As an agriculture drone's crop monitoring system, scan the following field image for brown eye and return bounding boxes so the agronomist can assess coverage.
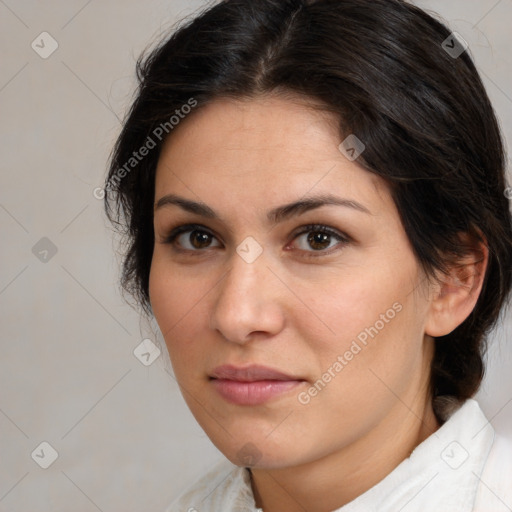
[163,224,221,251]
[305,231,332,251]
[290,224,350,257]
[187,230,214,249]
[162,222,349,258]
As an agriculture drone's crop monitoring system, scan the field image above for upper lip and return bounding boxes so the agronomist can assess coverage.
[209,364,303,382]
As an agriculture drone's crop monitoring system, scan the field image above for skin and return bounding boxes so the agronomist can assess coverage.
[149,93,487,512]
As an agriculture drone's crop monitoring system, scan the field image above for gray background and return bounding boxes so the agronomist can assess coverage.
[0,1,511,511]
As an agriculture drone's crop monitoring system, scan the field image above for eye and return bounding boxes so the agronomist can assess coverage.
[161,223,350,257]
[162,224,221,252]
[289,224,350,257]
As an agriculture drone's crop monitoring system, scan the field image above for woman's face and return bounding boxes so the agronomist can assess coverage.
[149,94,436,469]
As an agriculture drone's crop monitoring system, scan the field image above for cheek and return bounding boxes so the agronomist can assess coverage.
[306,262,426,385]
[306,268,405,351]
[148,258,202,366]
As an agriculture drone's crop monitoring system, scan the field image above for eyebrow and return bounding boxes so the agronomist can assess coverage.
[154,193,372,224]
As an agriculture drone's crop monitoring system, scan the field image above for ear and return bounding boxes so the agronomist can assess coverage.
[424,233,488,337]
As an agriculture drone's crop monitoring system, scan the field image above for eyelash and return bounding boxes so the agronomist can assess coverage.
[161,223,350,259]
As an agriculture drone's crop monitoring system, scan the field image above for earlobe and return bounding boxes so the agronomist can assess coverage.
[425,237,488,338]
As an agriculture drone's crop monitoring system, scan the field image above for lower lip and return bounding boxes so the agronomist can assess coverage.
[210,379,303,405]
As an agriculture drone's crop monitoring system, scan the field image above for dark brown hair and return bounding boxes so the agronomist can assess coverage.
[104,0,512,415]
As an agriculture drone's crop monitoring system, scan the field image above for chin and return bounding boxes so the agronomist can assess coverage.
[211,436,306,470]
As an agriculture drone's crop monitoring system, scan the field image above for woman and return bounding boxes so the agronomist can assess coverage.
[104,0,512,510]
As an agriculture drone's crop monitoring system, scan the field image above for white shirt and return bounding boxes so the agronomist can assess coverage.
[166,399,512,511]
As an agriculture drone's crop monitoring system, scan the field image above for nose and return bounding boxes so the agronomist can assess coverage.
[209,248,286,345]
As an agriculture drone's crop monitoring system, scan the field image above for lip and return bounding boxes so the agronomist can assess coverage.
[209,364,305,405]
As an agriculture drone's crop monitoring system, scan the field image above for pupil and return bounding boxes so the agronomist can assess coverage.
[308,232,330,250]
[192,230,211,248]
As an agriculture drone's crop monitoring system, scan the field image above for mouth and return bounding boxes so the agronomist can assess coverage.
[209,364,306,405]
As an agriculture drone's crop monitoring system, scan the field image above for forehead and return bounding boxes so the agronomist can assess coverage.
[154,94,390,216]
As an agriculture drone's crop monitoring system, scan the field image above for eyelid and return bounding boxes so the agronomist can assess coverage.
[288,224,350,257]
[161,223,221,248]
[161,222,350,257]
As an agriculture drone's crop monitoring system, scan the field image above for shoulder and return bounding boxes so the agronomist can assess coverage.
[473,430,512,511]
[164,459,253,512]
